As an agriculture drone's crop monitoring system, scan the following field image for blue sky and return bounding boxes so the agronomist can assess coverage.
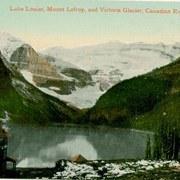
[1,0,180,50]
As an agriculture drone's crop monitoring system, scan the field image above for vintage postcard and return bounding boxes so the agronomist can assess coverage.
[0,0,180,179]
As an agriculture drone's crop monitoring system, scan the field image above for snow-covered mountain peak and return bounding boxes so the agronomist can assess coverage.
[0,31,24,59]
[0,31,21,42]
[40,41,180,76]
[21,43,32,49]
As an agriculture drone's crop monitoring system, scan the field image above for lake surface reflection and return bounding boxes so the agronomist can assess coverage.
[7,124,152,167]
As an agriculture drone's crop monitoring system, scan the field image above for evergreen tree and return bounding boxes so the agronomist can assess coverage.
[172,128,179,159]
[153,132,162,159]
[152,120,179,160]
[145,135,151,159]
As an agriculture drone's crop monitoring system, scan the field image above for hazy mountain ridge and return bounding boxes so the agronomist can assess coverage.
[43,54,78,70]
[0,32,24,60]
[41,41,180,80]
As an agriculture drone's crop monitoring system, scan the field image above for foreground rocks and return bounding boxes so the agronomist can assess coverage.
[51,160,180,179]
[12,160,179,179]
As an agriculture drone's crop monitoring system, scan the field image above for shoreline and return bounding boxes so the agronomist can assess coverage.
[3,159,180,179]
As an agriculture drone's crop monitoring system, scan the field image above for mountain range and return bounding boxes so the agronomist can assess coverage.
[0,32,179,130]
[1,32,180,109]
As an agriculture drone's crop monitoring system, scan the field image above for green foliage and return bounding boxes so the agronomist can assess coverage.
[87,57,180,129]
[152,132,162,159]
[129,92,180,131]
[0,56,78,125]
[89,74,171,125]
[145,135,152,159]
[152,120,179,160]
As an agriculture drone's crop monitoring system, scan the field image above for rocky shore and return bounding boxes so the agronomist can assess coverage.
[3,159,180,179]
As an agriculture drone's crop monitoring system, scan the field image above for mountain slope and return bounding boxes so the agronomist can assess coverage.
[85,57,180,130]
[0,51,79,124]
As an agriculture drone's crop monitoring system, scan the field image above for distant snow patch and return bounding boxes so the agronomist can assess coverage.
[49,86,60,91]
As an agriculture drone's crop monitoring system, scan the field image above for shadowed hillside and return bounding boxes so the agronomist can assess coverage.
[84,57,180,131]
[0,51,79,124]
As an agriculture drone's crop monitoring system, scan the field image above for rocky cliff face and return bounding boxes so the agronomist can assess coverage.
[10,44,60,78]
[61,68,94,88]
[10,44,94,95]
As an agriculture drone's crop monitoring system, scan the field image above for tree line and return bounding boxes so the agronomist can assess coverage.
[145,119,179,160]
